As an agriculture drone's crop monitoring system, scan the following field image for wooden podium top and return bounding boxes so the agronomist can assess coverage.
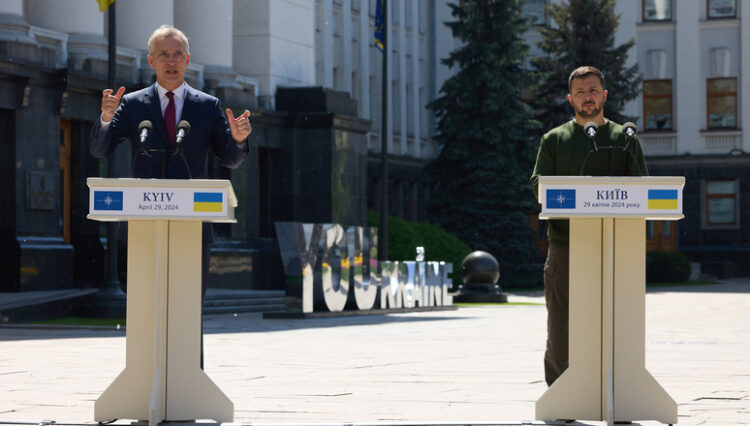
[538,176,684,220]
[87,178,238,223]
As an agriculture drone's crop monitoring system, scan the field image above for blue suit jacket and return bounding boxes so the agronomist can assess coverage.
[89,83,248,179]
[89,83,249,247]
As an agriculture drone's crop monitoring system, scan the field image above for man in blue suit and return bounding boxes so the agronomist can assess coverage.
[90,24,251,178]
[90,25,252,366]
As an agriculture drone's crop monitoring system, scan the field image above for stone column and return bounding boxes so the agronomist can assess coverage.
[0,0,38,63]
[358,0,370,119]
[674,4,701,154]
[116,0,173,52]
[397,0,407,155]
[25,0,103,34]
[0,0,23,14]
[234,0,315,109]
[115,0,174,84]
[742,3,750,153]
[385,0,393,153]
[176,0,232,67]
[614,1,639,120]
[176,0,236,93]
[341,0,352,94]
[26,0,107,72]
[410,0,421,158]
[320,0,334,88]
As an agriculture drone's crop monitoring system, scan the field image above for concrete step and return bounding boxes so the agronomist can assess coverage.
[202,289,286,315]
[0,289,99,323]
[203,303,287,315]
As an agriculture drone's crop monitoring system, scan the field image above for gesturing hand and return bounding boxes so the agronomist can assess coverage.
[226,108,252,144]
[101,86,125,122]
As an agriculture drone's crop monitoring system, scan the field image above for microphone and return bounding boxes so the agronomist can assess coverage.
[621,122,643,176]
[176,120,190,145]
[138,120,152,144]
[579,122,599,175]
[133,120,154,175]
[584,121,599,152]
[622,122,637,139]
[173,120,193,179]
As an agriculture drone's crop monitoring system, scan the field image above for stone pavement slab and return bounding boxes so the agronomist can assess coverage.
[0,279,748,426]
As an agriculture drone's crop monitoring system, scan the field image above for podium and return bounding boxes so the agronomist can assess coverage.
[87,178,237,426]
[535,176,683,425]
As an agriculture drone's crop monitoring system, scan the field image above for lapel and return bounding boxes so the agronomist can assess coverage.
[180,84,200,137]
[143,84,169,147]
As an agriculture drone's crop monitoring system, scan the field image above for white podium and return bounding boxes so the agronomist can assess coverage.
[535,176,683,425]
[88,178,237,426]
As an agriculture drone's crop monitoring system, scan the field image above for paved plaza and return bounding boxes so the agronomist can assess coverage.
[1,279,748,426]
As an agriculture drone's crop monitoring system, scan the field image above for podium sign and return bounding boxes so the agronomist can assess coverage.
[540,176,683,219]
[535,176,683,424]
[88,178,237,222]
[87,178,236,426]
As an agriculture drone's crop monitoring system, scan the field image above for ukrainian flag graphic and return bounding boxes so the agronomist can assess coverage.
[194,192,223,212]
[648,189,678,210]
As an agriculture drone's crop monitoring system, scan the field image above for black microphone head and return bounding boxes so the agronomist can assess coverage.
[622,122,637,137]
[584,121,598,137]
[177,120,190,135]
[138,120,153,131]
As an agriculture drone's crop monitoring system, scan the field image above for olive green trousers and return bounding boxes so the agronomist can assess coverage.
[544,243,569,386]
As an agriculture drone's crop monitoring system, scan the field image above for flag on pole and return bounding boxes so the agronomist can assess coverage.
[97,0,114,12]
[374,0,385,52]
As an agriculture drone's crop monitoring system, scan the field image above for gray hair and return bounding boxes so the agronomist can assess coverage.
[147,25,190,55]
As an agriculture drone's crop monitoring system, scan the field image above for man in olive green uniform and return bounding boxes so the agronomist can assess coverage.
[530,66,648,386]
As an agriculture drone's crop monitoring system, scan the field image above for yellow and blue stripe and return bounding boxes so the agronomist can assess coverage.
[194,192,223,212]
[648,189,678,210]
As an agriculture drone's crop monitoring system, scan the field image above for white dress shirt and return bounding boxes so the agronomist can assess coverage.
[100,82,186,127]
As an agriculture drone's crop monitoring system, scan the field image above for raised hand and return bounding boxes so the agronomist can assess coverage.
[101,86,126,122]
[226,108,252,144]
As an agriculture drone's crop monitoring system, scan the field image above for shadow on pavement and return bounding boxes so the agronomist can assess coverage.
[0,312,469,341]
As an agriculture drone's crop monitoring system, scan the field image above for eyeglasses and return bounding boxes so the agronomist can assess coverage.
[572,88,603,99]
[155,51,187,62]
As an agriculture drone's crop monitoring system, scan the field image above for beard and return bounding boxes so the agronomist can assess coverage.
[573,101,603,119]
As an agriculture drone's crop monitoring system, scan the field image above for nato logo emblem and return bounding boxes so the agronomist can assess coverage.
[94,191,124,211]
[546,189,575,209]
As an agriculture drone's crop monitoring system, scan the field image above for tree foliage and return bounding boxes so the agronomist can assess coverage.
[532,0,641,131]
[426,0,541,286]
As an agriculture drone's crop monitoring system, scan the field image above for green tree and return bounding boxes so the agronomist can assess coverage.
[532,0,641,131]
[426,0,540,286]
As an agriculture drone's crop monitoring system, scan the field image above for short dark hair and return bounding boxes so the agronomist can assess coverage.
[568,66,605,91]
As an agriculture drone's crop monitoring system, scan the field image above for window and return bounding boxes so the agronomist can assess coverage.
[704,180,739,227]
[522,0,548,26]
[708,0,736,19]
[643,80,673,131]
[643,0,671,21]
[707,78,737,129]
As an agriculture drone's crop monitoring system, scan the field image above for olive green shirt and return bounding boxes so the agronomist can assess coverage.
[530,119,649,246]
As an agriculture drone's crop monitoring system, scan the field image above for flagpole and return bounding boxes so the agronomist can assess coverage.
[379,0,388,261]
[97,0,125,305]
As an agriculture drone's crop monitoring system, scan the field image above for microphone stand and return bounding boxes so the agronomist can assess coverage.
[132,143,152,177]
[579,134,599,176]
[622,134,643,176]
[132,140,193,179]
[172,142,193,179]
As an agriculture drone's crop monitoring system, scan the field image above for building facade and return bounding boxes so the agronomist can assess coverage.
[524,0,750,277]
[0,0,455,294]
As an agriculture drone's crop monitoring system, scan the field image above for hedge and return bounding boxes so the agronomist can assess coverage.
[367,210,472,285]
[646,250,691,283]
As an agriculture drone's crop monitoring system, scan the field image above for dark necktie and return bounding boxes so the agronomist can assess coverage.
[165,91,176,147]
